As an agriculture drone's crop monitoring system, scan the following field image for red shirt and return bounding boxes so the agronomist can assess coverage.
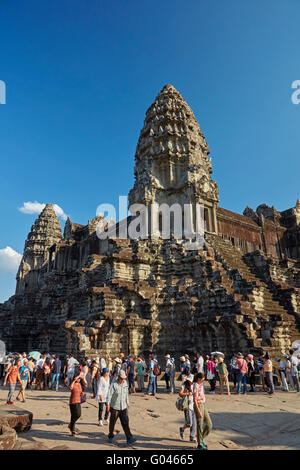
[69,382,82,404]
[7,366,19,384]
[236,358,247,373]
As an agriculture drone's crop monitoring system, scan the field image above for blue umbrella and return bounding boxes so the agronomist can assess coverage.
[29,351,41,360]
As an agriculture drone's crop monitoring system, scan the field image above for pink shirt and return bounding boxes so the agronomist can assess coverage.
[207,360,215,374]
[236,358,247,373]
[193,382,206,404]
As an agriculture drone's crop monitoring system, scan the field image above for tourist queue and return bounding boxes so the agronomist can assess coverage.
[1,349,300,450]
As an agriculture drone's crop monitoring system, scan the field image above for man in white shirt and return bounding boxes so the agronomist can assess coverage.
[196,353,204,374]
[37,355,45,370]
[277,357,289,391]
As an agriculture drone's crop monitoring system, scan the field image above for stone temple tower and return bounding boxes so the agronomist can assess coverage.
[128,84,219,236]
[16,204,62,294]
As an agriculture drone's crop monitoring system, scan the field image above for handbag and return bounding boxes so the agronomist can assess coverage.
[175,389,190,411]
[80,393,86,404]
[207,370,214,380]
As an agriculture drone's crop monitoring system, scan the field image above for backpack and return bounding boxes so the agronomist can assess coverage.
[175,389,190,411]
[153,362,160,376]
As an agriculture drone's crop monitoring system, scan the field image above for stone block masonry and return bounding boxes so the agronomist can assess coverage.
[0,84,299,360]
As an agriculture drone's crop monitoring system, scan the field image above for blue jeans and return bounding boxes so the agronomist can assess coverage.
[128,374,135,390]
[237,373,247,394]
[51,373,60,391]
[147,376,156,395]
[67,371,74,386]
[170,374,175,393]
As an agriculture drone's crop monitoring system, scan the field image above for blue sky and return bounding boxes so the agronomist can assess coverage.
[0,0,300,301]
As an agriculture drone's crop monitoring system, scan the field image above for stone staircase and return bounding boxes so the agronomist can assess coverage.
[243,251,300,335]
[205,233,299,354]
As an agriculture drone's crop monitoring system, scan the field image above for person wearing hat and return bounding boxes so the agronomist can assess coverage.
[111,357,122,381]
[180,356,189,380]
[218,357,231,396]
[164,354,172,392]
[97,368,110,426]
[107,369,136,446]
[179,374,197,443]
[185,354,191,373]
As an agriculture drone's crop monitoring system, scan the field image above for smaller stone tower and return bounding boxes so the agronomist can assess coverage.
[16,204,62,294]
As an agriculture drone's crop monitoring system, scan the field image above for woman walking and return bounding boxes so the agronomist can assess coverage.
[217,357,230,395]
[193,373,212,450]
[3,358,22,405]
[68,371,84,437]
[97,368,110,426]
[179,374,196,443]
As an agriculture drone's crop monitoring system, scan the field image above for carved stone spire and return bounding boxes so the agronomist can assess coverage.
[129,84,219,209]
[16,204,62,293]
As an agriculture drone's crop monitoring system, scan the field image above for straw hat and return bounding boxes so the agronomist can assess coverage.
[165,354,170,359]
[180,356,186,362]
[118,370,127,379]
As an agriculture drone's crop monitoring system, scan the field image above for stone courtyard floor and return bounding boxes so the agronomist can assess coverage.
[1,380,300,450]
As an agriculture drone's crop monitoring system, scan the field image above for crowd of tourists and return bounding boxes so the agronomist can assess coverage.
[1,348,300,450]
